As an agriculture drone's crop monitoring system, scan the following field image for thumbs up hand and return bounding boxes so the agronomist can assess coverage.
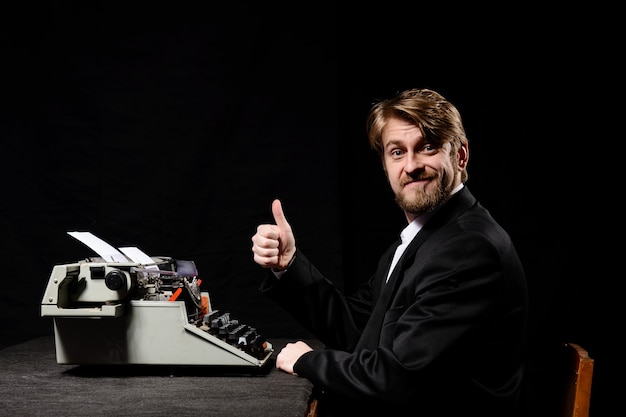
[251,199,296,271]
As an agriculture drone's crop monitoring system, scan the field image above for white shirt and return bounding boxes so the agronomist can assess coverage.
[386,216,425,283]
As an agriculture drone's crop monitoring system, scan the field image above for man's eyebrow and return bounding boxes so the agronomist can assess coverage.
[384,140,403,149]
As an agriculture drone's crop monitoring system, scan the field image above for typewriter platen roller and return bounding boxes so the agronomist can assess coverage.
[40,232,273,367]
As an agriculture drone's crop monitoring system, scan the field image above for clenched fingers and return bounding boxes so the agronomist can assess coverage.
[251,224,281,268]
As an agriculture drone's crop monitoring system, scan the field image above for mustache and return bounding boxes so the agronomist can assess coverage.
[401,174,437,187]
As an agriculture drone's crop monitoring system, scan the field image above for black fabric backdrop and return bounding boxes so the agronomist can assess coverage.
[1,4,619,416]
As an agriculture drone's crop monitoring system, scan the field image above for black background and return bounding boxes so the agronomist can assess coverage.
[2,4,619,415]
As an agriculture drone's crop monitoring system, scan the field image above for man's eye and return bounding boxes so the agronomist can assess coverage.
[390,149,404,157]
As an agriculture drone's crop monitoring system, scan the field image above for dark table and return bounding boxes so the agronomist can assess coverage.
[0,335,319,417]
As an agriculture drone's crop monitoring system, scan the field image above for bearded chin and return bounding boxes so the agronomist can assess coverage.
[396,174,453,216]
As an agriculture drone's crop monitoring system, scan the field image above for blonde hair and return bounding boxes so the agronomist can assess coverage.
[366,88,469,182]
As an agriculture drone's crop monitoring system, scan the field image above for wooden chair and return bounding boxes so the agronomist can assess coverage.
[560,342,594,417]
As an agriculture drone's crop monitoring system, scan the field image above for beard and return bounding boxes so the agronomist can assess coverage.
[395,170,455,216]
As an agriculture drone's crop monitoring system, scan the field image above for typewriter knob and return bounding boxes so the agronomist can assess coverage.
[105,270,127,291]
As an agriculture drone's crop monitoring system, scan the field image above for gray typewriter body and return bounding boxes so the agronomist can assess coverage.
[41,233,273,367]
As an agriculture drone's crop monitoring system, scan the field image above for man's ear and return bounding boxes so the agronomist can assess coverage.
[457,143,469,169]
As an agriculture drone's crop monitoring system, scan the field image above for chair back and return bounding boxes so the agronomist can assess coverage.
[560,342,594,417]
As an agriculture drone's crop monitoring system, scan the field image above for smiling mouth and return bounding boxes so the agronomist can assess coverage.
[403,177,433,187]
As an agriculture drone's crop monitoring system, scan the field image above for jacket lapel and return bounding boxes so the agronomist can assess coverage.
[356,187,478,348]
[386,186,476,291]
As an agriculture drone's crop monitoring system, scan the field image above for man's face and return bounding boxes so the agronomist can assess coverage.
[381,116,467,220]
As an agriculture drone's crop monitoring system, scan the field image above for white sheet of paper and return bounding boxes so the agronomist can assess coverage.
[119,246,159,269]
[67,231,129,262]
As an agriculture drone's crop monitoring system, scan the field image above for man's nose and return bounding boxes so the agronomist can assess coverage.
[404,152,424,173]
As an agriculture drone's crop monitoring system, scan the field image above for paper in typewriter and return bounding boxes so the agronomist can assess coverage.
[68,231,129,262]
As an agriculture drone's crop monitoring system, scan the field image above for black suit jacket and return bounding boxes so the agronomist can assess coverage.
[260,187,528,416]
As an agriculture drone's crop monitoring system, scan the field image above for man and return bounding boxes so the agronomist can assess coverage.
[251,88,528,416]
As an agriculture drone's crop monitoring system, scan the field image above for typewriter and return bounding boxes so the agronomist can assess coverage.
[41,232,273,367]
